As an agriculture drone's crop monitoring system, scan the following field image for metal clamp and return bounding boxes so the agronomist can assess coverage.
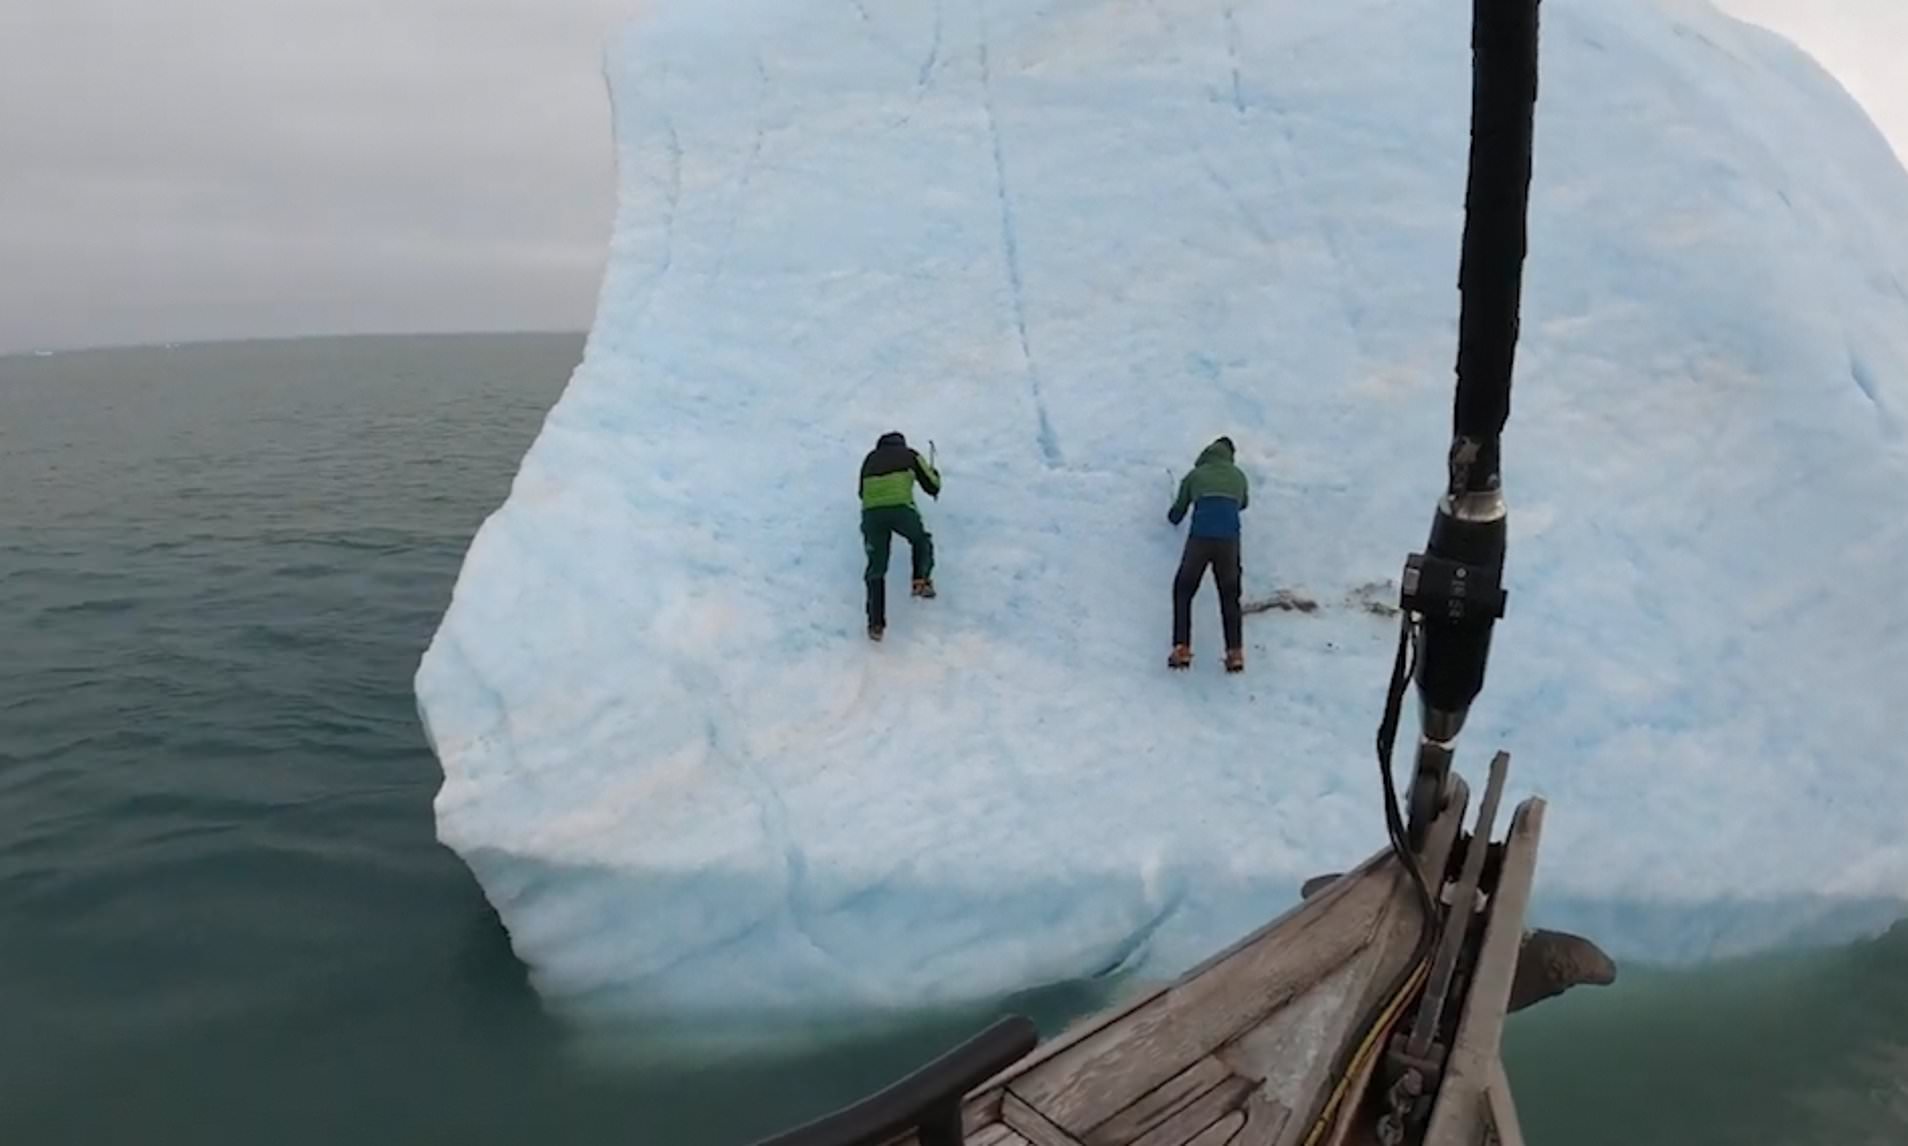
[1380,750,1513,1142]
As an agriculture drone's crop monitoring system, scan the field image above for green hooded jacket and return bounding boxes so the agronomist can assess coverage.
[1168,438,1248,537]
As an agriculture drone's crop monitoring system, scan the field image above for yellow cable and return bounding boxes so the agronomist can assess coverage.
[1300,955,1432,1146]
[1301,959,1426,1146]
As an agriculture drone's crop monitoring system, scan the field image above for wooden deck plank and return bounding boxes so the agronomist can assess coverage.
[1180,849,1399,983]
[1274,783,1470,1146]
[974,846,1405,1107]
[1185,1111,1247,1146]
[969,1124,1035,1146]
[1254,940,1391,1146]
[1315,970,1395,1146]
[967,1125,1012,1146]
[964,1090,1007,1135]
[1003,1090,1088,1146]
[853,772,1529,1146]
[1228,1091,1292,1146]
[1011,867,1396,1134]
[1126,1076,1256,1146]
[1083,1057,1231,1146]
[1216,941,1372,1104]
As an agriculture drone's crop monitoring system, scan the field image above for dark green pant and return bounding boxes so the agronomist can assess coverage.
[862,505,933,627]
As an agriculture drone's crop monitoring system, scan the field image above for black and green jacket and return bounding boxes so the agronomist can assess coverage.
[1168,438,1248,538]
[859,432,941,509]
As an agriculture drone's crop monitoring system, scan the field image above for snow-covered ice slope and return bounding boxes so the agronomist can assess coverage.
[416,0,1908,1028]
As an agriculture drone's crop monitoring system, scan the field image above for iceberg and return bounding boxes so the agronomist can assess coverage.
[416,0,1908,1033]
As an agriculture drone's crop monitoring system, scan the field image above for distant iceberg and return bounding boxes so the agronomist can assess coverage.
[415,0,1908,1032]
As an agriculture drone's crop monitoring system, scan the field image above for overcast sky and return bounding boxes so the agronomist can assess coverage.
[1,1,1902,354]
[1,0,637,354]
[1713,0,1908,156]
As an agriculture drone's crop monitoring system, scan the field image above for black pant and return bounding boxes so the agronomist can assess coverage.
[862,505,933,628]
[1173,536,1242,650]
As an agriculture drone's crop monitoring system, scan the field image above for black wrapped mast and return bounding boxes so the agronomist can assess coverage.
[1453,0,1538,489]
[1401,0,1540,843]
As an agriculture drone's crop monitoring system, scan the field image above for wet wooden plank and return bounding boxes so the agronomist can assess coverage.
[1228,1091,1291,1146]
[1083,1057,1230,1146]
[1315,963,1398,1146]
[1012,867,1395,1135]
[1002,1090,1087,1146]
[1185,1111,1247,1146]
[1216,945,1371,1104]
[1127,1076,1256,1146]
[980,848,1403,1101]
[978,982,1173,1094]
[1273,782,1471,1146]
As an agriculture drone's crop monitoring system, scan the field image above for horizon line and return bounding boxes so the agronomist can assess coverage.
[0,326,591,362]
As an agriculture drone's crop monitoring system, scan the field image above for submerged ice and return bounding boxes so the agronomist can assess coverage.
[416,0,1908,1028]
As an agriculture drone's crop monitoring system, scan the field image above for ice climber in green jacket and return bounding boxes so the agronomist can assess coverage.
[859,430,941,641]
[1166,436,1249,672]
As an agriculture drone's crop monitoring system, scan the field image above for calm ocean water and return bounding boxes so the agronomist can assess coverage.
[1,333,1900,1145]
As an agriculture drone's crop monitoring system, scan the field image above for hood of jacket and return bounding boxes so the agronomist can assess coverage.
[1197,437,1235,466]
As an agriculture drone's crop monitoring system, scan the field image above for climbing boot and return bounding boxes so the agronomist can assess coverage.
[1167,644,1193,670]
[911,578,936,599]
[1225,648,1246,673]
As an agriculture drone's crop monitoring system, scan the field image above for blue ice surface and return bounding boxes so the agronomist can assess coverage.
[416,0,1908,1036]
